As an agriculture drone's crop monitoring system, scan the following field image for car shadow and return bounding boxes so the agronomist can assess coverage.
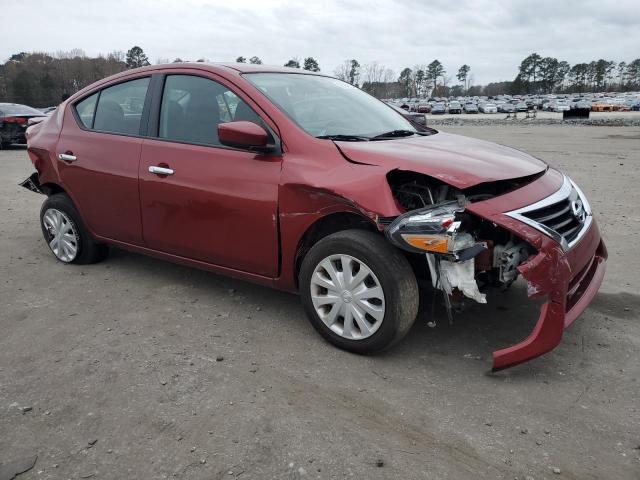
[105,247,550,376]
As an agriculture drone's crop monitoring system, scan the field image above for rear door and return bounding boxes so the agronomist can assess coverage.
[139,73,281,276]
[56,76,151,245]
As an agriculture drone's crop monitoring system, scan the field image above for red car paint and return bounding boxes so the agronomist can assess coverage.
[25,63,606,370]
[218,121,270,148]
[335,133,547,189]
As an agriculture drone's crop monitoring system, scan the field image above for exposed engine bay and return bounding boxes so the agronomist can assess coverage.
[385,170,534,319]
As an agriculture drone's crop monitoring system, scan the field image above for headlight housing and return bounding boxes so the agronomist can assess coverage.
[385,200,481,259]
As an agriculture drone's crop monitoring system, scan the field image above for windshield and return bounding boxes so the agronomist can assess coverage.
[244,73,419,138]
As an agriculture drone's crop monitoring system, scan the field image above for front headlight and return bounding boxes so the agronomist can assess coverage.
[385,200,474,255]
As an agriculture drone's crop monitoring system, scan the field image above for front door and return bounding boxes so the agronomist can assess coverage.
[139,73,281,277]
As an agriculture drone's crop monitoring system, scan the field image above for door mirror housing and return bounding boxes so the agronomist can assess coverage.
[218,121,272,152]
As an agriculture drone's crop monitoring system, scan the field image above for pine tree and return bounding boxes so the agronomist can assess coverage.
[125,46,150,69]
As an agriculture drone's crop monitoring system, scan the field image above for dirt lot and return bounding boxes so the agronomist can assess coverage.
[1,126,638,479]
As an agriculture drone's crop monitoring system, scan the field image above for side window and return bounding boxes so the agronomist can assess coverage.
[75,92,98,128]
[159,74,264,147]
[93,77,150,135]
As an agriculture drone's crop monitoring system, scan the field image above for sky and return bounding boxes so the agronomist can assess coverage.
[1,0,638,85]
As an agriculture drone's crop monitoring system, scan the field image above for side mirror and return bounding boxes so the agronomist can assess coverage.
[218,121,271,152]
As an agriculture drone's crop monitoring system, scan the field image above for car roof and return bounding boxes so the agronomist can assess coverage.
[156,62,322,75]
[85,62,325,83]
[65,62,330,104]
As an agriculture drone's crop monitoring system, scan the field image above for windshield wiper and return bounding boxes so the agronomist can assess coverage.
[316,134,370,141]
[371,129,425,140]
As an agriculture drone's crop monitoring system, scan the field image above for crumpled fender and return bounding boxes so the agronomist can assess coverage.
[274,140,408,291]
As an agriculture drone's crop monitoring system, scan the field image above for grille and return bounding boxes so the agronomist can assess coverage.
[521,197,582,244]
[506,175,591,251]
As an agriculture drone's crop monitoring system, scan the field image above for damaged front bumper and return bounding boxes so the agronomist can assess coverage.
[384,170,607,371]
[490,220,607,371]
[467,172,607,371]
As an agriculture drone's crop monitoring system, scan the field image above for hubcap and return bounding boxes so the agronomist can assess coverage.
[42,208,79,262]
[310,254,385,340]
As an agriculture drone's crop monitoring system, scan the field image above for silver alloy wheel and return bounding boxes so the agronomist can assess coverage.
[42,208,79,262]
[310,254,385,340]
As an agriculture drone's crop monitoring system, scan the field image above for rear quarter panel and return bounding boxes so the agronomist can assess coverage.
[26,105,66,187]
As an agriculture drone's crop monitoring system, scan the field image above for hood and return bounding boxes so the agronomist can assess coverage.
[336,132,547,189]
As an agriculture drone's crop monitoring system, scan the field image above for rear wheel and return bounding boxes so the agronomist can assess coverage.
[40,193,108,264]
[299,230,419,354]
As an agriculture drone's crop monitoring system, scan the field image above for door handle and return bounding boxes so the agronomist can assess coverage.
[58,153,77,162]
[149,165,174,176]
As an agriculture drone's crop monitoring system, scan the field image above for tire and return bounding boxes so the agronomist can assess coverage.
[299,229,419,354]
[40,193,108,264]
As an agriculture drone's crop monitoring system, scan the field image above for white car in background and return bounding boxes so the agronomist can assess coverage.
[479,103,497,113]
[552,100,571,112]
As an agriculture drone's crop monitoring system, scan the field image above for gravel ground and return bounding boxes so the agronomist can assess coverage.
[1,125,639,479]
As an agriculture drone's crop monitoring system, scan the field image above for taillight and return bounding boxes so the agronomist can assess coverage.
[2,117,28,124]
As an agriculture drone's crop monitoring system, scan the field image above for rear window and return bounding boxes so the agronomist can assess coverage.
[0,104,44,115]
[92,77,150,135]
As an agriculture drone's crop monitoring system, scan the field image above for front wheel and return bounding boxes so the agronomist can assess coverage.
[299,230,419,354]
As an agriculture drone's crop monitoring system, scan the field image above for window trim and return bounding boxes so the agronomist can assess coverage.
[71,75,154,138]
[147,72,282,155]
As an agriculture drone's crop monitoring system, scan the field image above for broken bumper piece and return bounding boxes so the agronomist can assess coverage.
[491,222,607,371]
[20,172,44,194]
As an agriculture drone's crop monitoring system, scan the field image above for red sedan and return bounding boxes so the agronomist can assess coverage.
[23,63,606,370]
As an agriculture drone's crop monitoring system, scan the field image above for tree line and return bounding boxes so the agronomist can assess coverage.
[336,54,640,98]
[0,47,153,107]
[1,46,638,107]
[0,47,324,106]
[512,53,639,95]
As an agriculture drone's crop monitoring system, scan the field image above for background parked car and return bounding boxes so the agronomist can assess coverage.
[431,103,446,114]
[515,101,528,112]
[499,103,515,113]
[448,101,462,114]
[552,100,570,112]
[416,102,431,113]
[570,100,591,110]
[0,103,46,148]
[463,102,478,113]
[479,102,497,113]
[386,102,427,125]
[592,100,615,112]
